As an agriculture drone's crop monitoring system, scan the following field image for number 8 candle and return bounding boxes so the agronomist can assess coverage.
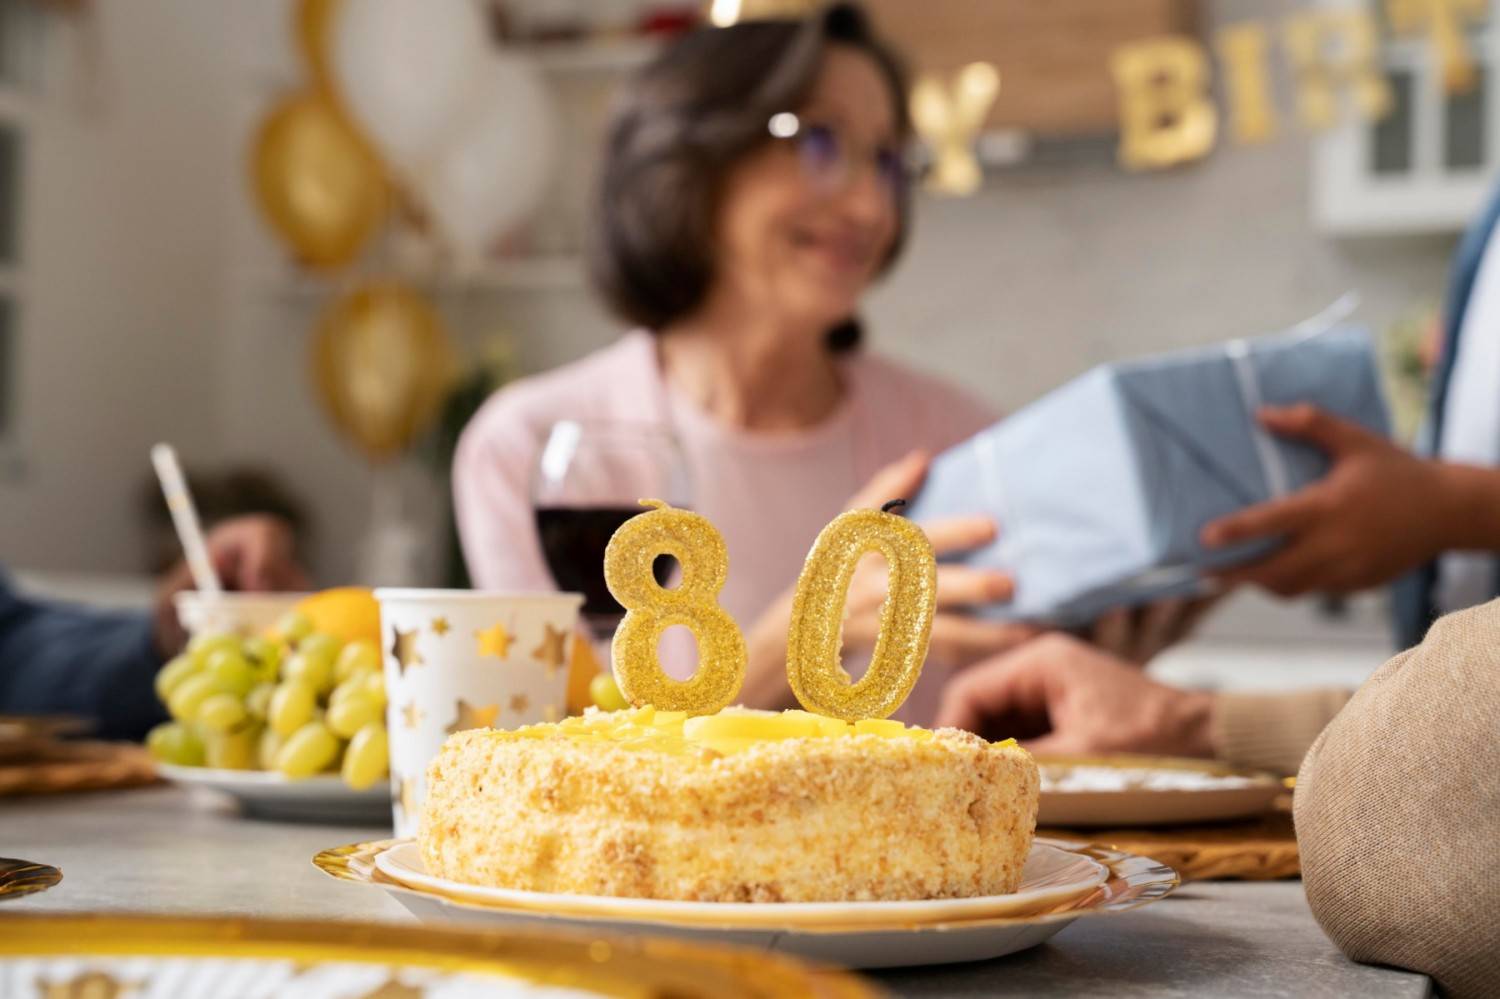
[785,500,938,721]
[604,499,747,715]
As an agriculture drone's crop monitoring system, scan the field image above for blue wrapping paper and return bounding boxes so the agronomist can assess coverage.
[905,325,1391,625]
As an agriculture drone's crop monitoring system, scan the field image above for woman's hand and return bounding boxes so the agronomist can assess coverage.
[936,633,1216,758]
[1200,404,1446,597]
[743,450,1036,706]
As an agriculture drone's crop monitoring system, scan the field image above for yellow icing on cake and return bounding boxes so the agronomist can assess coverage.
[488,705,1015,757]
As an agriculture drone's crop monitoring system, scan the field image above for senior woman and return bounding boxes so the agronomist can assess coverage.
[454,4,1033,720]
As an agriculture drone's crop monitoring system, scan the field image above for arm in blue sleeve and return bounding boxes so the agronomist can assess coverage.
[0,575,167,741]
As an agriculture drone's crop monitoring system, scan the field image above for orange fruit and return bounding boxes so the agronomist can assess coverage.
[293,587,380,644]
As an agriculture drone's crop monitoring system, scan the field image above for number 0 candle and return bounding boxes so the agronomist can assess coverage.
[785,500,938,721]
[604,499,747,716]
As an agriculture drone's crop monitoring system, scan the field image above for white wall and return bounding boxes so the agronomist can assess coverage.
[0,0,233,573]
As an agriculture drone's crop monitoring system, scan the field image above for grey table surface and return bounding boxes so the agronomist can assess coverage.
[1,784,1430,998]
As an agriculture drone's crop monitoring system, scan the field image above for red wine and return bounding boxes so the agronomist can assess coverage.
[535,506,675,620]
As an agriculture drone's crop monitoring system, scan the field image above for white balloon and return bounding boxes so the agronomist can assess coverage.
[417,55,557,265]
[332,0,488,174]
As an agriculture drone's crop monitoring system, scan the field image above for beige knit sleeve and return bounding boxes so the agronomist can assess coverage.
[1294,599,1500,998]
[1211,688,1354,776]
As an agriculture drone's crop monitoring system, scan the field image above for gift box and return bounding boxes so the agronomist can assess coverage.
[906,325,1391,625]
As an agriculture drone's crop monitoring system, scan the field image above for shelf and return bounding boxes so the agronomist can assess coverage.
[248,256,588,301]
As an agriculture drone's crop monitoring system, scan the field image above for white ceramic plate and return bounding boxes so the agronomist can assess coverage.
[312,837,1176,969]
[158,764,391,826]
[1036,755,1285,828]
[375,840,1108,928]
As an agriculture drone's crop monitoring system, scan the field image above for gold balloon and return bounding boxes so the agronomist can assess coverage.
[1217,22,1278,145]
[1111,37,1218,171]
[312,283,456,461]
[1282,11,1392,130]
[1386,0,1488,95]
[252,92,385,271]
[296,0,342,96]
[910,62,1001,197]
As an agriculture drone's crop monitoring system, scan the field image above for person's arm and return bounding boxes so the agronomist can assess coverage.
[935,633,1351,776]
[1295,602,1500,997]
[1201,404,1500,596]
[0,578,164,741]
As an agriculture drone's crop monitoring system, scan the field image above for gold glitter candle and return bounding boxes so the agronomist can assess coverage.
[785,501,937,721]
[604,500,747,715]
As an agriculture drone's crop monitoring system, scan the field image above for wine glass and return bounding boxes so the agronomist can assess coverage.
[531,420,691,659]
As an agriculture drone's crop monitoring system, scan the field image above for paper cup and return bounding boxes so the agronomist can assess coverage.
[375,588,584,837]
[173,591,308,640]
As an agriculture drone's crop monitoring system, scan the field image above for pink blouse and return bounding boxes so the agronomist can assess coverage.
[453,332,996,723]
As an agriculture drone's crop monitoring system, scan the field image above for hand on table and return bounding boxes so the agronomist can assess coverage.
[743,450,1037,706]
[1200,404,1444,597]
[153,514,309,656]
[935,633,1215,758]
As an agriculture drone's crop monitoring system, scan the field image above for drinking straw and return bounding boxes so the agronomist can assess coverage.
[150,443,222,596]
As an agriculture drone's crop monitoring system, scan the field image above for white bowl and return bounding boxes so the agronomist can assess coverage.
[173,591,309,640]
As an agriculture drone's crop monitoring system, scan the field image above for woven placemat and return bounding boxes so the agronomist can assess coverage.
[1041,797,1299,882]
[0,742,158,798]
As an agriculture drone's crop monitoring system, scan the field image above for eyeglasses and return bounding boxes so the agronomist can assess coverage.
[766,112,913,199]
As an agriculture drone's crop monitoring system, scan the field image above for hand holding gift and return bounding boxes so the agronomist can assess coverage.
[1202,404,1453,596]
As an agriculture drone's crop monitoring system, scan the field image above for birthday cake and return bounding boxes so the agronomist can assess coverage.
[419,706,1039,902]
[418,499,1039,902]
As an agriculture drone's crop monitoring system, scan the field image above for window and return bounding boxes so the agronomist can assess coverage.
[1313,0,1499,235]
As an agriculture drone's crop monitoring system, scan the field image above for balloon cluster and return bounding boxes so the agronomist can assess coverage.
[251,0,555,461]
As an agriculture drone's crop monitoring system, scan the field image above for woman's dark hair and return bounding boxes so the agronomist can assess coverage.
[586,3,909,353]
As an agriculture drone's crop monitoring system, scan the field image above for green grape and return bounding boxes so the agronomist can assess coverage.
[327,691,382,739]
[590,673,629,712]
[283,648,335,695]
[167,673,224,724]
[274,720,341,779]
[145,721,206,766]
[187,633,240,670]
[205,723,259,770]
[198,693,248,734]
[275,611,314,645]
[328,677,361,709]
[204,648,256,697]
[154,654,200,702]
[245,682,275,721]
[362,670,388,709]
[257,726,284,770]
[341,723,388,790]
[334,639,381,682]
[243,636,283,682]
[267,679,316,737]
[300,631,342,656]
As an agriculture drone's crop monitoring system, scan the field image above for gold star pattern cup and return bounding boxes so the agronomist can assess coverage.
[374,589,584,837]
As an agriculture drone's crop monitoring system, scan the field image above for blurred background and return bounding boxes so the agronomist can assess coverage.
[0,0,1485,688]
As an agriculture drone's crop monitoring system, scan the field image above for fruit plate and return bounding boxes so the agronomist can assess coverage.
[314,837,1178,969]
[158,764,391,825]
[1036,754,1286,827]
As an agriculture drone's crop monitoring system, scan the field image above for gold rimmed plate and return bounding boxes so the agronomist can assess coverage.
[0,858,62,901]
[1036,754,1285,827]
[314,837,1178,969]
[0,912,875,998]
